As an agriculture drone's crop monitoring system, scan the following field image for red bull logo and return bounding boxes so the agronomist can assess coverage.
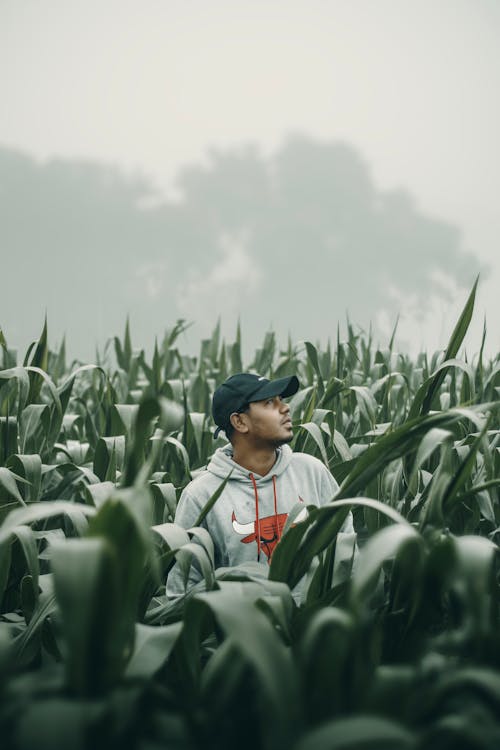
[231,505,308,562]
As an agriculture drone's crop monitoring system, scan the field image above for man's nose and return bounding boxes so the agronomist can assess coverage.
[279,399,290,413]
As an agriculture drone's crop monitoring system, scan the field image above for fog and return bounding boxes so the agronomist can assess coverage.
[1,1,498,360]
[0,138,482,359]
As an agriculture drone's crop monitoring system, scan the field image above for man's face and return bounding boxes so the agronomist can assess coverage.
[241,395,293,447]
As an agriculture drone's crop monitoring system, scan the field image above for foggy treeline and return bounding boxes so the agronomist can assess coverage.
[0,135,479,358]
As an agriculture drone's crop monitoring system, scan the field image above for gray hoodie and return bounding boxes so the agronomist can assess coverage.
[166,444,355,597]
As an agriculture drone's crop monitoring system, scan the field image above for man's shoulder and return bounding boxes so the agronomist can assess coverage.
[290,450,330,474]
[182,468,219,497]
[175,469,220,525]
[181,463,236,504]
[289,451,339,490]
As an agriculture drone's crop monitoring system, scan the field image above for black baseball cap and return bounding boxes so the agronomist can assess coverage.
[212,372,300,438]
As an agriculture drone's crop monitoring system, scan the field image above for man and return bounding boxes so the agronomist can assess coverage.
[166,372,356,597]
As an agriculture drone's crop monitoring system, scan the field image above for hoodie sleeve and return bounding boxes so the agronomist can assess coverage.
[165,487,207,599]
[319,462,340,503]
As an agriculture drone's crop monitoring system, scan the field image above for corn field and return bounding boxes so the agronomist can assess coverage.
[1,280,500,750]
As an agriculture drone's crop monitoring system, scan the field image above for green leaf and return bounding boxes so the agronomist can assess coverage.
[304,341,325,398]
[442,416,492,515]
[336,406,490,499]
[408,277,478,418]
[13,699,99,750]
[173,540,215,591]
[299,608,356,721]
[186,587,300,747]
[6,453,42,504]
[0,465,26,508]
[113,403,139,435]
[151,521,190,551]
[83,481,116,509]
[297,422,329,465]
[0,532,13,607]
[57,364,106,417]
[12,575,58,668]
[451,536,499,643]
[352,524,421,602]
[150,481,177,523]
[295,715,416,750]
[12,524,40,599]
[25,316,49,403]
[52,537,124,694]
[125,621,182,679]
[0,416,18,465]
[271,497,407,589]
[93,435,125,481]
[0,367,31,414]
[122,396,183,488]
[411,428,454,475]
[19,403,49,455]
[0,501,96,539]
[349,385,378,426]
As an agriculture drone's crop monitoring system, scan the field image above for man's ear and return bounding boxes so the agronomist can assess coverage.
[230,412,249,434]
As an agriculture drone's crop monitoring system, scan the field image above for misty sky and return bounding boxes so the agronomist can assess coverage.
[1,0,499,358]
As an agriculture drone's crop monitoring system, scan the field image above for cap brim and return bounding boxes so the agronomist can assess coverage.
[248,375,300,403]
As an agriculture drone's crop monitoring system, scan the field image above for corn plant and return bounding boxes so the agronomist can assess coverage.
[0,279,499,749]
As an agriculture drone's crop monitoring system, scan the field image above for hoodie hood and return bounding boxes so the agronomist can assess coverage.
[207,443,293,483]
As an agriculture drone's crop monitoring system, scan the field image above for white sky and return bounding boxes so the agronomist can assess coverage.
[1,0,499,354]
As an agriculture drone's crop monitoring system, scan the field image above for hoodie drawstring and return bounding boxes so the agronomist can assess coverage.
[272,475,282,543]
[249,473,261,561]
[249,473,281,562]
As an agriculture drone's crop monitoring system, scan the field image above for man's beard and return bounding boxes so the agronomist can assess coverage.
[272,434,294,448]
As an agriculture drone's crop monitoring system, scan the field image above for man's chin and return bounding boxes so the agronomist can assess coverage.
[274,434,293,447]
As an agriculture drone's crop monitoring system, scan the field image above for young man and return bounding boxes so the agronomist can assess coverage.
[166,372,356,597]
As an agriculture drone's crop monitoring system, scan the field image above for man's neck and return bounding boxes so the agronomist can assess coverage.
[231,445,278,477]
